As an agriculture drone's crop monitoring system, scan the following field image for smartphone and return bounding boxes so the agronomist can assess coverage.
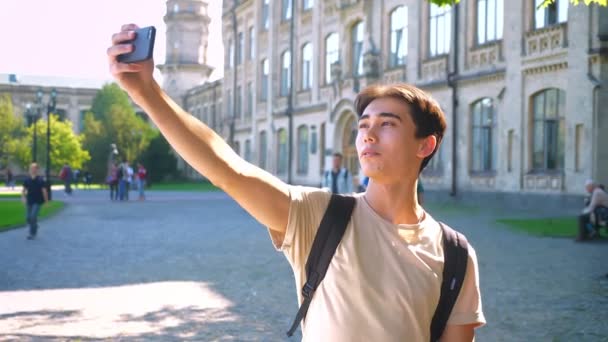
[117,26,156,63]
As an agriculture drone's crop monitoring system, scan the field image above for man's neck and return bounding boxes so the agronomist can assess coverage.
[364,180,423,225]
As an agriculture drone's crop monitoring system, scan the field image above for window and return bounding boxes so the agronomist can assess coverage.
[262,0,270,30]
[303,0,314,11]
[477,0,503,44]
[234,141,240,156]
[237,32,244,65]
[283,0,292,20]
[249,26,255,60]
[352,21,364,76]
[535,0,568,29]
[429,4,451,57]
[281,50,291,96]
[531,89,566,171]
[310,126,317,154]
[245,139,252,162]
[297,125,309,174]
[226,39,234,68]
[261,59,269,100]
[246,82,253,119]
[236,85,242,118]
[471,98,495,172]
[390,6,408,67]
[507,129,514,172]
[325,33,339,84]
[302,43,313,90]
[259,130,267,169]
[277,129,288,174]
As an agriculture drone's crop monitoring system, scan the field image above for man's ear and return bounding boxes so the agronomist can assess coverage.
[416,135,437,159]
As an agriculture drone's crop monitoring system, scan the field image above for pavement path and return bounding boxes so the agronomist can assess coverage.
[0,189,607,341]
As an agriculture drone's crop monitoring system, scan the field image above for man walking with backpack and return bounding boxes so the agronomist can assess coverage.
[321,152,353,194]
[107,26,485,341]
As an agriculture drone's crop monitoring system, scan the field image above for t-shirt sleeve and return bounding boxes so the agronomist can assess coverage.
[447,244,486,327]
[266,185,332,272]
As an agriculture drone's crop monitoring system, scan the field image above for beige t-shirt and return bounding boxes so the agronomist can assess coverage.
[268,186,485,342]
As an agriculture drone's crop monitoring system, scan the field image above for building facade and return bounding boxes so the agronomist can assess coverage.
[163,0,608,194]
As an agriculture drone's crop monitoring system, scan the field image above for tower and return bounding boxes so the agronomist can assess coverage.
[157,0,213,104]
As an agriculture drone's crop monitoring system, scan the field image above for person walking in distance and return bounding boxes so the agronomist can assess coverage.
[321,152,354,194]
[107,25,485,341]
[21,163,49,240]
[136,163,147,201]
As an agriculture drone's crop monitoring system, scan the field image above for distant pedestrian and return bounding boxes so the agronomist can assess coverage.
[136,163,147,201]
[21,163,49,240]
[84,170,92,189]
[6,168,15,190]
[321,152,354,194]
[59,164,73,195]
[107,163,119,201]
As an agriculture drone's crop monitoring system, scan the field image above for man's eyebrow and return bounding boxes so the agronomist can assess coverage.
[359,112,402,121]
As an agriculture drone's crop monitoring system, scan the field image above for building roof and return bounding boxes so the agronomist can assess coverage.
[0,73,106,90]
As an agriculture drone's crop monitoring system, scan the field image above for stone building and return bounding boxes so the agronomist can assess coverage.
[162,0,608,195]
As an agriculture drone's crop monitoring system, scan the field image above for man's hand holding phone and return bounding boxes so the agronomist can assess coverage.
[107,24,157,101]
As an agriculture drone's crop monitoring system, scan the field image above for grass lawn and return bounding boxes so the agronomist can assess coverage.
[0,200,65,232]
[146,181,220,192]
[0,193,20,199]
[496,217,607,238]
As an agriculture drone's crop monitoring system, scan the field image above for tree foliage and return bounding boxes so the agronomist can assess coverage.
[138,132,178,183]
[0,94,27,169]
[82,83,155,182]
[14,114,90,173]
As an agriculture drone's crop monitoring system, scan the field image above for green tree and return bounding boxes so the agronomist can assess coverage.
[429,0,606,6]
[15,114,90,173]
[0,94,27,169]
[138,132,178,183]
[82,83,154,182]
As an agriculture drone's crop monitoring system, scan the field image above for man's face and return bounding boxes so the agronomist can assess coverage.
[586,184,594,193]
[356,97,429,184]
[332,155,342,170]
[29,164,38,175]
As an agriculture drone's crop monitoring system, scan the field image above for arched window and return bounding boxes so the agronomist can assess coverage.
[297,125,309,174]
[325,33,339,84]
[351,22,365,76]
[302,43,313,90]
[281,50,291,96]
[531,88,565,171]
[471,98,496,172]
[429,4,451,57]
[390,6,408,67]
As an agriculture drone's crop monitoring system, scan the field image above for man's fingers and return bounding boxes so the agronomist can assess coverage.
[112,31,135,45]
[121,23,139,32]
[107,44,133,59]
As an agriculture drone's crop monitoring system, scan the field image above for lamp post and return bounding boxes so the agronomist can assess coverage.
[36,88,57,200]
[25,103,39,162]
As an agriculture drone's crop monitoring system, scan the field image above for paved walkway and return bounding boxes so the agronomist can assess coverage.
[0,189,606,341]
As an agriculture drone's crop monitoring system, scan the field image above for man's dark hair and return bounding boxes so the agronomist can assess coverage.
[333,152,343,158]
[354,83,447,173]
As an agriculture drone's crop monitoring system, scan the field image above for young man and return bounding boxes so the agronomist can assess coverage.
[107,24,485,341]
[22,163,49,240]
[321,152,354,194]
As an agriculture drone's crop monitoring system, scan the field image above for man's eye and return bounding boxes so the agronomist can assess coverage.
[381,121,395,126]
[358,123,368,129]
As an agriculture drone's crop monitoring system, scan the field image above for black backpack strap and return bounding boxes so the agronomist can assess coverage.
[286,194,356,337]
[430,223,469,342]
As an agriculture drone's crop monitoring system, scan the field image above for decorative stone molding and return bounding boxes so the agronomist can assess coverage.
[522,62,568,75]
[524,24,568,59]
[470,174,496,189]
[383,68,406,85]
[524,173,563,191]
[296,91,312,106]
[468,42,502,70]
[421,56,448,83]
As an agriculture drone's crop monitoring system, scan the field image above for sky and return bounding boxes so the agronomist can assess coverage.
[0,0,224,87]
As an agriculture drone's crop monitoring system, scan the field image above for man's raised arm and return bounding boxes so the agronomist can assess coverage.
[107,24,290,236]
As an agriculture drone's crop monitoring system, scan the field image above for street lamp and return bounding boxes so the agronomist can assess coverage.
[24,103,40,162]
[36,88,57,200]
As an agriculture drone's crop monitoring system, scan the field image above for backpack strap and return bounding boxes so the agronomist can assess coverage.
[430,223,469,342]
[286,194,356,337]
